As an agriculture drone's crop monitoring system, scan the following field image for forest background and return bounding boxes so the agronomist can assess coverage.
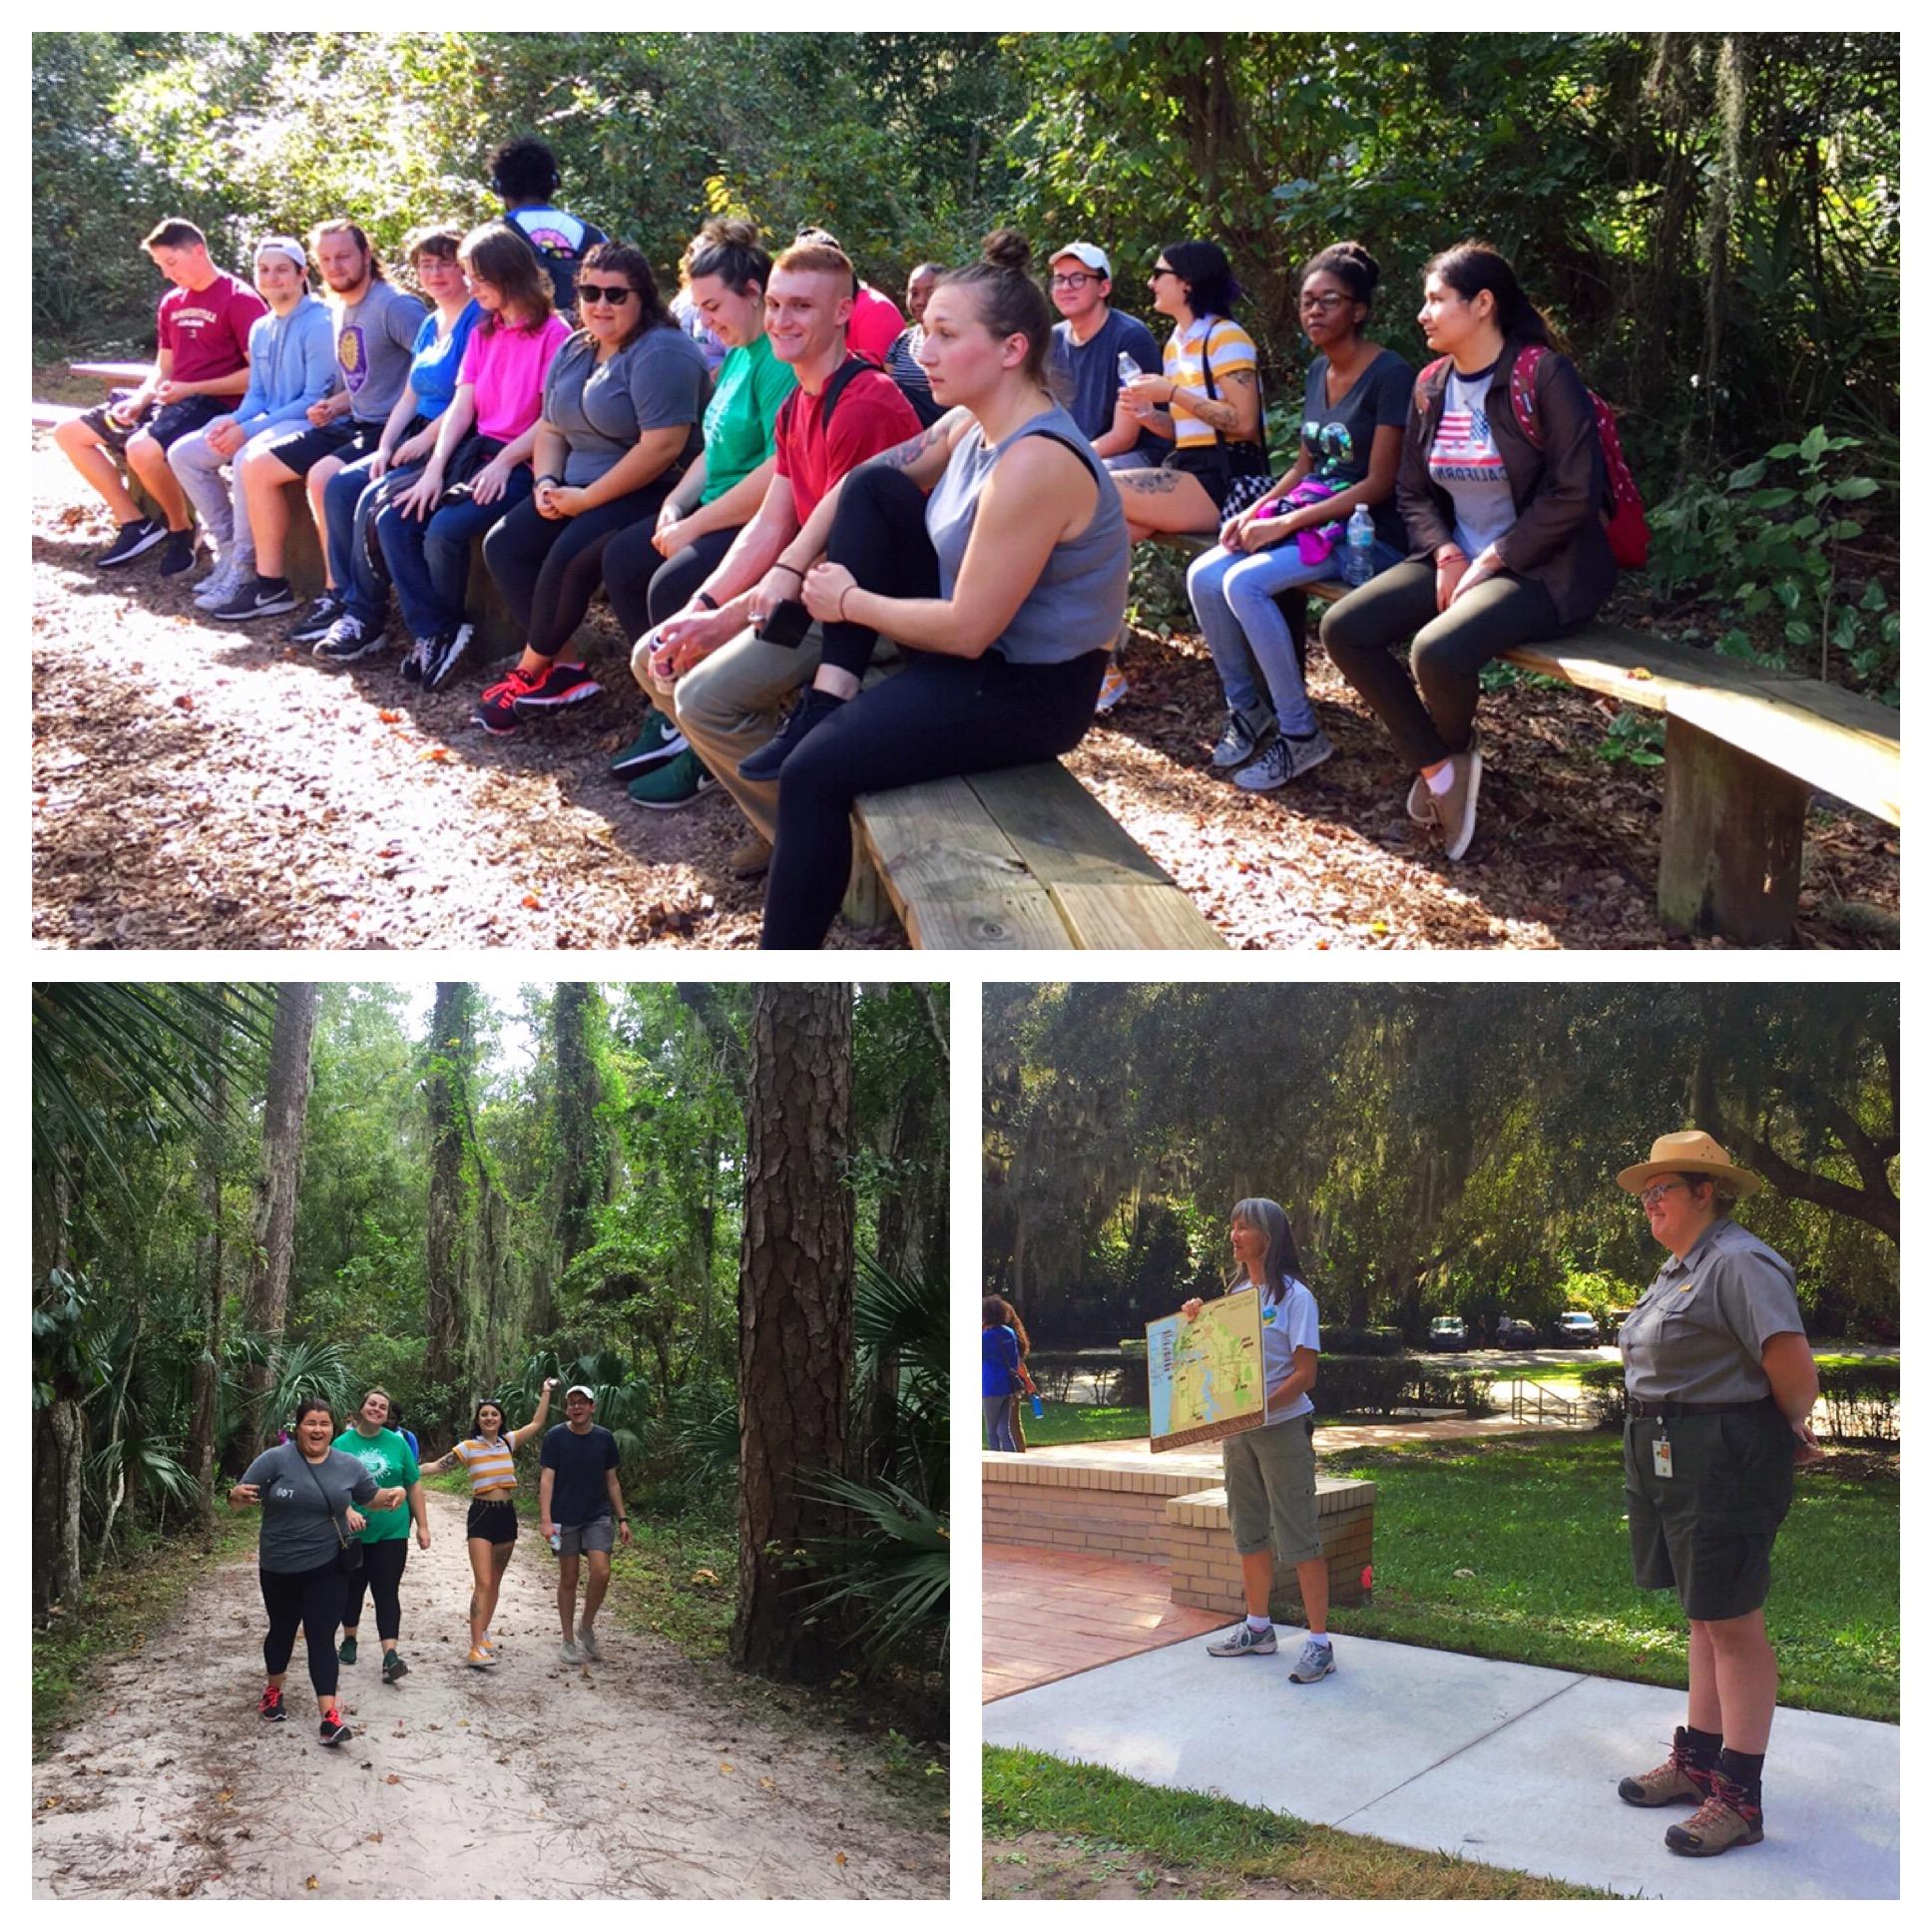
[32,29,1900,704]
[33,981,948,1740]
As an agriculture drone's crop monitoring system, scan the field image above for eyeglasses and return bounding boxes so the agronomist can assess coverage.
[578,283,637,306]
[1151,266,1180,280]
[1049,272,1097,290]
[1638,1181,1689,1208]
[1299,291,1351,315]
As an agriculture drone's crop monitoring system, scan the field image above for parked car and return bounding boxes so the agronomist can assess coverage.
[1428,1315,1467,1352]
[1492,1316,1540,1349]
[1553,1310,1602,1347]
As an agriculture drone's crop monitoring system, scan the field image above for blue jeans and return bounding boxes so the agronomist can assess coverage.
[374,467,532,640]
[325,453,424,626]
[1188,535,1404,736]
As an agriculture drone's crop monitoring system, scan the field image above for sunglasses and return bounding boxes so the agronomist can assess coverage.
[579,283,638,306]
[1151,266,1181,280]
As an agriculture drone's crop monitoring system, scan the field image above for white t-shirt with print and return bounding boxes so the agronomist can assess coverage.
[1227,1276,1321,1420]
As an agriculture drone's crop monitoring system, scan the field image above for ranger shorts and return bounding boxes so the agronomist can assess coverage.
[1221,1414,1320,1564]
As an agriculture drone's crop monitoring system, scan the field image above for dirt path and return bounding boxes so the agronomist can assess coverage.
[32,1489,944,1899]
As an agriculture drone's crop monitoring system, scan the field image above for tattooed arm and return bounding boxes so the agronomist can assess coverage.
[1166,365,1261,440]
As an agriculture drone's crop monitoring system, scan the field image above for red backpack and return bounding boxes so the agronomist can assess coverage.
[1420,345,1650,570]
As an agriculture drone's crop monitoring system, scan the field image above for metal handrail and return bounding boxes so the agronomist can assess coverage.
[1511,1376,1584,1426]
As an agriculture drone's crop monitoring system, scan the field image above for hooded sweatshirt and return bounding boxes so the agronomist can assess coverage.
[232,293,335,437]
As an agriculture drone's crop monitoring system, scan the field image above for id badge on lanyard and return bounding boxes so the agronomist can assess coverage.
[1652,1424,1674,1480]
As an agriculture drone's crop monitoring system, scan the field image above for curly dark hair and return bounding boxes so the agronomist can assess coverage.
[490,136,560,204]
[981,1295,1031,1356]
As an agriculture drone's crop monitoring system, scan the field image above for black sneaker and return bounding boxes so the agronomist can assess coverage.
[420,622,475,695]
[318,1708,351,1747]
[96,518,167,570]
[736,688,845,782]
[288,594,345,644]
[213,578,299,622]
[159,530,198,577]
[257,1683,286,1722]
[382,1650,409,1683]
[312,613,386,667]
[400,637,432,685]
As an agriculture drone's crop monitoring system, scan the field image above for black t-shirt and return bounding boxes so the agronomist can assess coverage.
[1298,347,1414,551]
[540,1422,619,1526]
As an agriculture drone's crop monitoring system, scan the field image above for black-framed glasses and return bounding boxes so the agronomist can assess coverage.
[1049,272,1097,290]
[578,283,638,306]
[1299,291,1351,315]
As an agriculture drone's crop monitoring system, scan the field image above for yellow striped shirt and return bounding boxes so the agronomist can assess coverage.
[1163,316,1257,449]
[453,1435,518,1493]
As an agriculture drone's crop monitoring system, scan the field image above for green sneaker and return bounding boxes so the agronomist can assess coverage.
[610,709,687,778]
[628,746,716,810]
[382,1650,409,1683]
[337,1634,357,1666]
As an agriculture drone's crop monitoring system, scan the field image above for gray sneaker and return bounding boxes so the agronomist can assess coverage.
[1234,727,1334,791]
[559,1637,582,1665]
[577,1626,603,1662]
[1210,707,1273,769]
[1206,1621,1277,1658]
[1289,1637,1336,1683]
[1429,746,1483,860]
[194,559,243,612]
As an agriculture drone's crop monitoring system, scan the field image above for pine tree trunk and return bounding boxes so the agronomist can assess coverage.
[731,983,855,1681]
[239,982,318,1465]
[549,982,607,1327]
[189,992,229,1536]
[426,983,471,1407]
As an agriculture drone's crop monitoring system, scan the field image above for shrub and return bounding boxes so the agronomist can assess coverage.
[1578,1362,1628,1429]
[1576,1360,1897,1444]
[1321,1325,1407,1358]
[1316,1358,1497,1419]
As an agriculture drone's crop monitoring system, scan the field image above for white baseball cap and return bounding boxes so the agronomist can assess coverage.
[1050,242,1111,277]
[565,1384,597,1402]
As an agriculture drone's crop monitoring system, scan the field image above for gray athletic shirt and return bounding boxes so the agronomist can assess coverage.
[923,401,1129,665]
[240,1441,377,1575]
[542,325,710,487]
[333,279,427,424]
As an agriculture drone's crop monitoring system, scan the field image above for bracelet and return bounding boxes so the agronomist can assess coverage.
[694,591,718,612]
[836,586,852,621]
[771,561,803,581]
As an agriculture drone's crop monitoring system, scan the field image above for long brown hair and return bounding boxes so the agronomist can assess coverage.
[1424,241,1555,347]
[982,1295,1031,1356]
[460,221,553,334]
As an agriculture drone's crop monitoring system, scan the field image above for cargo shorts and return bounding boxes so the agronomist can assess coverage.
[1623,1399,1795,1621]
[1221,1413,1320,1565]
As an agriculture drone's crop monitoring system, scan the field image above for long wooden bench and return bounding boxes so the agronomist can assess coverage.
[1161,540,1900,945]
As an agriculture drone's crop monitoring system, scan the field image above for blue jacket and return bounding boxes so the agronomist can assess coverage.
[982,1324,1022,1398]
[233,294,334,436]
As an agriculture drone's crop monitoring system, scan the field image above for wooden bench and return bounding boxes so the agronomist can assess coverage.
[1157,539,1900,945]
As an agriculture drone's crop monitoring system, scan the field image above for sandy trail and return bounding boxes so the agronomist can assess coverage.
[32,1488,944,1899]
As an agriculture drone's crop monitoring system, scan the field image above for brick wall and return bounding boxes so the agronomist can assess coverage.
[1166,1480,1377,1617]
[981,1453,1218,1561]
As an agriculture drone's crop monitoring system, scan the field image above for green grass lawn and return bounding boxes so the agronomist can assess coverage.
[1017,1405,1153,1447]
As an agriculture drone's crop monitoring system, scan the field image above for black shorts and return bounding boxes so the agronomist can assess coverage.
[262,418,377,477]
[1623,1399,1795,1621]
[79,391,226,454]
[1160,442,1272,517]
[466,1498,519,1545]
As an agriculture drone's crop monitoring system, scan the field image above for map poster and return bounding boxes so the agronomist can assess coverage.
[1146,1290,1266,1452]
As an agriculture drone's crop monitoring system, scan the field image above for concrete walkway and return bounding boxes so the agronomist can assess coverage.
[982,1627,1898,1899]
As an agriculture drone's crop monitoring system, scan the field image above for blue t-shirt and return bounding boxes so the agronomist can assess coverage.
[982,1325,1022,1398]
[1050,308,1164,456]
[540,1422,619,1526]
[408,300,481,422]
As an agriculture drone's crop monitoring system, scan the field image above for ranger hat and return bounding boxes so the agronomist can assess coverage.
[1616,1130,1762,1198]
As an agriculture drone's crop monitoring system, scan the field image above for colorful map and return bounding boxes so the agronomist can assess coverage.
[1146,1291,1264,1452]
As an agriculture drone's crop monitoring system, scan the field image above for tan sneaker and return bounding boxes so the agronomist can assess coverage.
[1618,1728,1716,1806]
[1428,745,1483,860]
[729,833,772,878]
[1665,1772,1764,1856]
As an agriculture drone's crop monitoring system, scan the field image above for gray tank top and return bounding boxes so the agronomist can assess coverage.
[923,400,1129,666]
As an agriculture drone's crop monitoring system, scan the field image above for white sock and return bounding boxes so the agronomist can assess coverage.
[1246,1614,1271,1634]
[1425,761,1456,796]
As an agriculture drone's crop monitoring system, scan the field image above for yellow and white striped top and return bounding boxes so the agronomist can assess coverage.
[1163,315,1257,449]
[453,1435,518,1494]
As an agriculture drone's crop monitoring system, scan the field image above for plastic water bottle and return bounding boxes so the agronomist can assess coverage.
[1342,505,1376,587]
[549,1529,562,1554]
[1116,350,1140,386]
[1030,1393,1045,1418]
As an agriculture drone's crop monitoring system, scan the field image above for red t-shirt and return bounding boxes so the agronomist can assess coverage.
[847,285,906,366]
[774,359,923,523]
[159,272,267,386]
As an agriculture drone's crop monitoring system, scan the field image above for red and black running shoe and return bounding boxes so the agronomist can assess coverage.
[511,662,602,711]
[257,1683,285,1722]
[318,1706,351,1747]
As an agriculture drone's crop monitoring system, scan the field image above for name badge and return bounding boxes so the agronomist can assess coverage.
[1652,1438,1674,1480]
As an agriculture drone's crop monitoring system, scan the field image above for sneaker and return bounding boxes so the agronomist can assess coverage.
[1095,662,1131,714]
[1428,745,1483,861]
[512,661,602,712]
[466,1646,498,1670]
[318,1708,351,1747]
[729,833,773,878]
[312,613,386,667]
[1206,1622,1277,1658]
[213,578,298,623]
[194,560,243,611]
[287,594,345,645]
[559,1638,582,1666]
[1234,728,1335,792]
[420,622,475,695]
[381,1650,409,1683]
[736,688,845,782]
[610,710,687,777]
[96,518,167,569]
[1288,1637,1336,1684]
[1210,707,1273,769]
[627,747,715,810]
[257,1684,286,1723]
[1405,774,1432,825]
[337,1634,358,1666]
[400,636,432,685]
[472,664,543,735]
[1619,1728,1716,1807]
[1664,1772,1764,1856]
[159,530,198,577]
[577,1626,603,1662]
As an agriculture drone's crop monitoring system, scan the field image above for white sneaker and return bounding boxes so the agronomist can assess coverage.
[559,1637,582,1665]
[1233,727,1334,791]
[194,560,242,611]
[577,1626,603,1662]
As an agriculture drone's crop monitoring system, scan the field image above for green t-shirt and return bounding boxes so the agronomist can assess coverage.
[701,332,795,505]
[331,1425,421,1543]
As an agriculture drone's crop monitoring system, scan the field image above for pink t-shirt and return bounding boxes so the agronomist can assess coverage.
[458,312,571,443]
[847,284,906,366]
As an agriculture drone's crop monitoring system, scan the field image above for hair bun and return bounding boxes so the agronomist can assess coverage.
[980,227,1033,274]
[703,215,760,250]
[1332,241,1380,292]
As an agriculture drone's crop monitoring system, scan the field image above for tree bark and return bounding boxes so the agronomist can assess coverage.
[550,983,608,1321]
[426,983,472,1407]
[189,991,229,1536]
[238,982,318,1466]
[732,983,855,1682]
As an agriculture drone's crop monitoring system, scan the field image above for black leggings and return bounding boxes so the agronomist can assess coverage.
[762,647,1108,948]
[604,520,739,643]
[481,481,671,660]
[818,466,941,681]
[1320,556,1566,768]
[340,1537,408,1642]
[259,1560,343,1698]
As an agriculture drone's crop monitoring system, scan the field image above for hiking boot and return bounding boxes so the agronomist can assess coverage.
[559,1638,582,1665]
[257,1683,286,1722]
[96,517,167,569]
[1428,745,1483,861]
[729,833,773,878]
[1619,1727,1716,1807]
[577,1626,604,1662]
[420,622,475,695]
[158,529,198,577]
[472,664,543,735]
[287,593,345,644]
[213,577,298,622]
[1206,1622,1277,1658]
[1234,728,1334,792]
[318,1708,351,1747]
[1095,662,1131,714]
[1210,707,1273,769]
[737,688,845,782]
[1288,1636,1336,1683]
[337,1633,358,1666]
[628,747,714,810]
[1664,1772,1763,1856]
[312,612,386,667]
[610,709,686,777]
[511,661,601,713]
[382,1650,409,1683]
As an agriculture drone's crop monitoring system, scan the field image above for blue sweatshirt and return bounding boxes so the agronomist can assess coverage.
[233,294,334,436]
